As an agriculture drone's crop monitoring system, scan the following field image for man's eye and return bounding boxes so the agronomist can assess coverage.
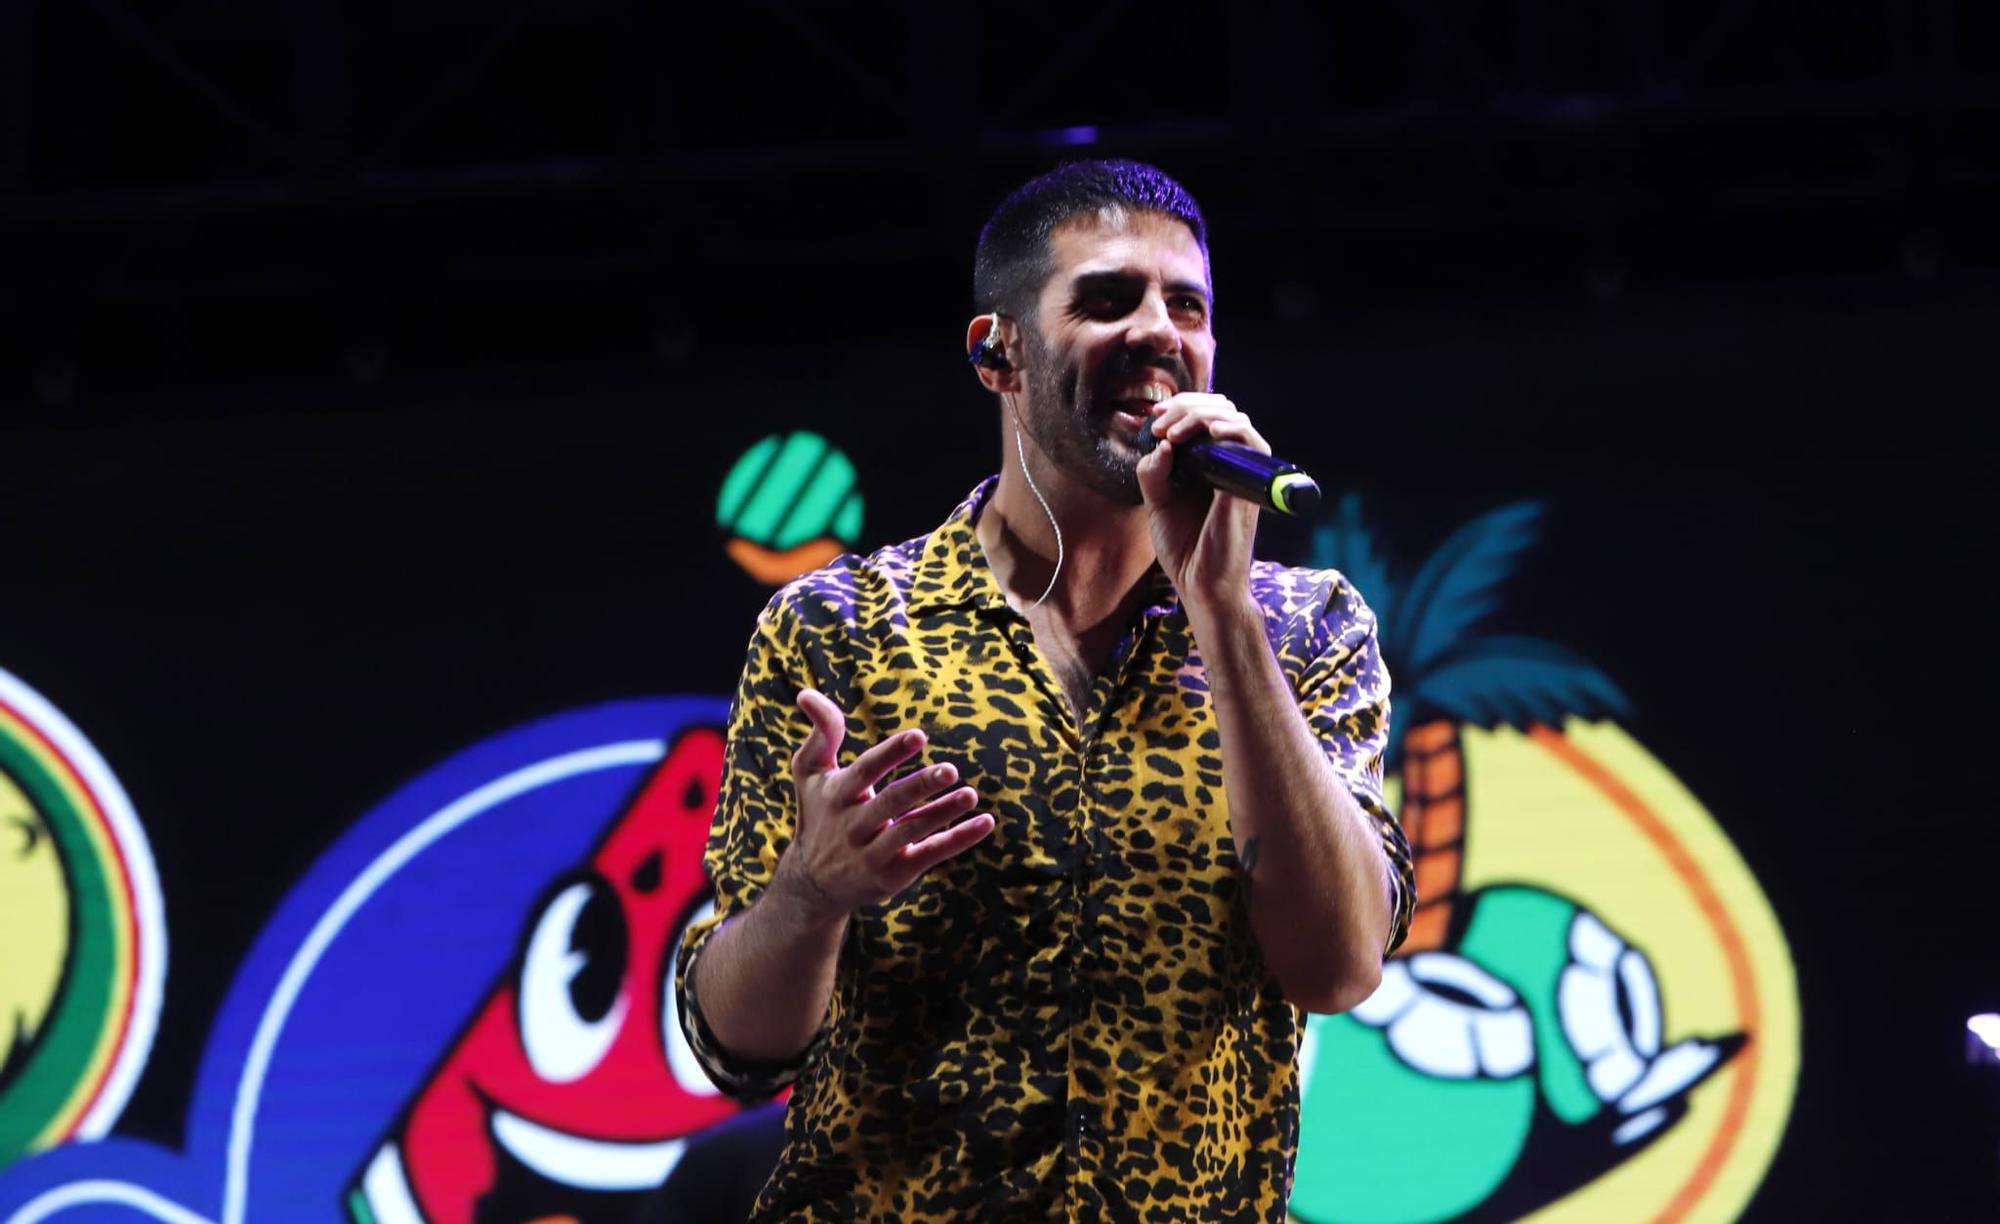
[1081,294,1127,317]
[1172,295,1207,317]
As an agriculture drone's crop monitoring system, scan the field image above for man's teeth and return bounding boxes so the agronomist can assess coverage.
[1137,385,1170,403]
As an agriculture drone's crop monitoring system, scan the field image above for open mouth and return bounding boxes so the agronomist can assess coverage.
[1107,380,1175,408]
[348,1111,692,1224]
[1103,380,1175,440]
[490,1107,689,1190]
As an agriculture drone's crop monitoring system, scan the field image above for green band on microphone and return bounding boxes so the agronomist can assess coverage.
[1270,471,1321,517]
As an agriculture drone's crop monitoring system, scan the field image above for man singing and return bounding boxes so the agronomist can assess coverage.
[675,160,1414,1220]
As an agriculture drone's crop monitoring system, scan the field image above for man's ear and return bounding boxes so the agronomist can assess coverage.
[966,313,1021,393]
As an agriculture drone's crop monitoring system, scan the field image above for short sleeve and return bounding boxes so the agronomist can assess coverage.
[673,595,831,1098]
[1294,574,1416,956]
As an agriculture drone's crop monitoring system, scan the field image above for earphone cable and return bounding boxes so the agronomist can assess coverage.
[1010,407,1062,611]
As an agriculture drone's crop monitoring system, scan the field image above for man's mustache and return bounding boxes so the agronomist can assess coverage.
[1108,347,1194,393]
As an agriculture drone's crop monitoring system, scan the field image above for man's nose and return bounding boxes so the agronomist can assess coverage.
[1123,290,1178,356]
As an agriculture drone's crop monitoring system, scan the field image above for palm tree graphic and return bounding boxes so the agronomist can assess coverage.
[1308,496,1628,951]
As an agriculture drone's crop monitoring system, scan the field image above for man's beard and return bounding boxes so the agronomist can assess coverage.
[1013,324,1146,506]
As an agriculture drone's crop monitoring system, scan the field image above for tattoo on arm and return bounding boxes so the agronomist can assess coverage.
[1240,835,1262,905]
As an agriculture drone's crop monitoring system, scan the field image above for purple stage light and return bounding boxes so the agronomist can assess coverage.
[1040,125,1099,147]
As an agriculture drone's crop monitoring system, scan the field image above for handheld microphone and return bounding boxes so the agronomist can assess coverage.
[1136,428,1321,517]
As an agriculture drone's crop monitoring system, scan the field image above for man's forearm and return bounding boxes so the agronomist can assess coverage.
[691,866,847,1064]
[1188,593,1394,1014]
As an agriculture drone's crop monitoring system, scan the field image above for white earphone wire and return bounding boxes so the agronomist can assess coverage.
[1010,406,1063,611]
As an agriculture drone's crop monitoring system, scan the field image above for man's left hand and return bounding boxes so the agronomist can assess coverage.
[1135,393,1268,610]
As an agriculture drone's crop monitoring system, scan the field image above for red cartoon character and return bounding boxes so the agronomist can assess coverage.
[346,727,755,1224]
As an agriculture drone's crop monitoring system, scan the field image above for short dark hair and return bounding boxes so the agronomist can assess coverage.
[972,159,1209,321]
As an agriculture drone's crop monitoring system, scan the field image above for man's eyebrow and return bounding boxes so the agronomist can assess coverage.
[1070,270,1142,292]
[1069,270,1211,303]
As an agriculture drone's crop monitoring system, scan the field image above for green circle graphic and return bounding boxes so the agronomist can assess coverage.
[717,432,864,551]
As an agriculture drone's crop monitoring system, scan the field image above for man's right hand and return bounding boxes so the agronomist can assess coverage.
[774,688,995,923]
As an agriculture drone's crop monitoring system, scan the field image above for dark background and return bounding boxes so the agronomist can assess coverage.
[3,2,1997,1217]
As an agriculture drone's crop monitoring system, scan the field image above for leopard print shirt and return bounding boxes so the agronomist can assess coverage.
[678,478,1413,1221]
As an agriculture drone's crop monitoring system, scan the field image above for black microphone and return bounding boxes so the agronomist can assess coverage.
[1136,428,1321,517]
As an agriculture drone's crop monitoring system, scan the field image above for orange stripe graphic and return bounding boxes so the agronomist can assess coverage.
[1530,725,1759,1224]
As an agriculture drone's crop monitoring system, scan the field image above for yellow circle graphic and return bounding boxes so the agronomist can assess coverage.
[1295,719,1796,1222]
[1473,720,1797,1222]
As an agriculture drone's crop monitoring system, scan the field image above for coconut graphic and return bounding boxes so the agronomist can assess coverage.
[717,432,865,585]
[1290,499,1798,1224]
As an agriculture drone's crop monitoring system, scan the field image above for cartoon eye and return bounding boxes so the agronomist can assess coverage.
[1557,910,1664,1103]
[659,896,721,1097]
[518,876,629,1083]
[1349,953,1534,1080]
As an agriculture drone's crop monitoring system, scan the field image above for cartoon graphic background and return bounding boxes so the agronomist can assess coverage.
[2,395,1988,1219]
[0,667,165,1170]
[1294,721,1797,1223]
[0,700,732,1222]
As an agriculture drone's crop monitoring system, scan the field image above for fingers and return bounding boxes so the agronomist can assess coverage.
[832,727,930,807]
[1201,415,1270,455]
[788,696,982,853]
[792,688,848,778]
[1136,435,1175,507]
[880,782,980,846]
[871,759,959,815]
[851,760,969,847]
[794,696,940,799]
[1148,393,1270,455]
[1151,397,1241,439]
[897,812,996,876]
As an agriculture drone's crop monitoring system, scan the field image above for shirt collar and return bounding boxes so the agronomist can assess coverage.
[909,476,1181,619]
